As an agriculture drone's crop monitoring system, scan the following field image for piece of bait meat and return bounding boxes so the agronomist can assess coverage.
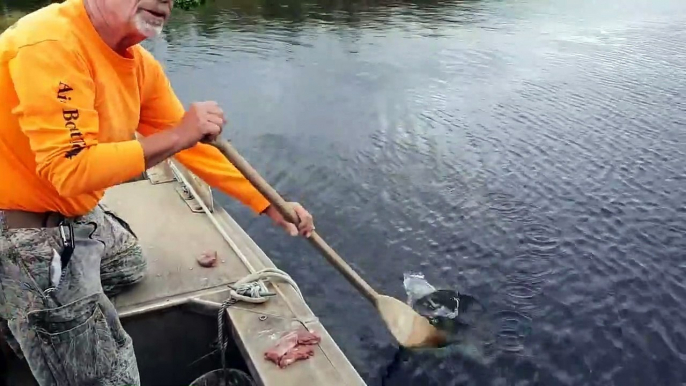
[296,330,321,345]
[197,250,218,267]
[264,331,299,363]
[264,329,321,368]
[278,345,315,368]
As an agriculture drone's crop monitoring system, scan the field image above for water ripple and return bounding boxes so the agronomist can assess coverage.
[493,310,533,353]
[485,192,531,221]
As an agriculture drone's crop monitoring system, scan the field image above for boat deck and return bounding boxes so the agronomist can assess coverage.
[102,159,365,386]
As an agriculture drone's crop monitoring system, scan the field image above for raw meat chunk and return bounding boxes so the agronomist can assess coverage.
[296,330,321,345]
[264,331,299,363]
[278,345,315,368]
[264,329,321,368]
[197,250,218,267]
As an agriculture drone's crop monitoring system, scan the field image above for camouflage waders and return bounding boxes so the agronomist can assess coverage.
[0,204,146,385]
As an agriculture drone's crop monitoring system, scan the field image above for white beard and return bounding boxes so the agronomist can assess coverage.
[134,12,164,38]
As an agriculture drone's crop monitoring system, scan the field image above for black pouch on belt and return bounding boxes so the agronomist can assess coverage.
[57,220,75,269]
[46,218,75,299]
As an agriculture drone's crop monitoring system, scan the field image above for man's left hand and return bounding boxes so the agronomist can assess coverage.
[263,203,315,238]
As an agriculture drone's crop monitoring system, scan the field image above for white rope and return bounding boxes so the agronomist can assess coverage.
[227,267,304,303]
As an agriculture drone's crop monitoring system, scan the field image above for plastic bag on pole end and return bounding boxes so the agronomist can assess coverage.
[403,272,460,320]
[403,272,437,306]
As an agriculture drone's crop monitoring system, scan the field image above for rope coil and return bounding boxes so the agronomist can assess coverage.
[227,268,304,303]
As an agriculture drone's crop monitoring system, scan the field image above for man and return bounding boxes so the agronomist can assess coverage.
[0,0,315,384]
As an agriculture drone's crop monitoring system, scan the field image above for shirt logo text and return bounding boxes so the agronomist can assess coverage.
[56,82,85,159]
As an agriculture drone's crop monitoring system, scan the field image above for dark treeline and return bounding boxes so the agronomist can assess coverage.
[162,0,486,41]
[2,0,485,37]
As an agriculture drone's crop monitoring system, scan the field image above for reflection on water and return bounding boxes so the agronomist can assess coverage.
[6,0,686,384]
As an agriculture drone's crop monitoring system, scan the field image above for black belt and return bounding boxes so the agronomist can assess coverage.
[2,210,63,229]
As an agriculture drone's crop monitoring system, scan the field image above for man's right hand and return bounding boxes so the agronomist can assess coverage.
[139,101,227,170]
[172,101,226,150]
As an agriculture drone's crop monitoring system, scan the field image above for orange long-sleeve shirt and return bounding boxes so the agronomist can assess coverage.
[0,0,270,217]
